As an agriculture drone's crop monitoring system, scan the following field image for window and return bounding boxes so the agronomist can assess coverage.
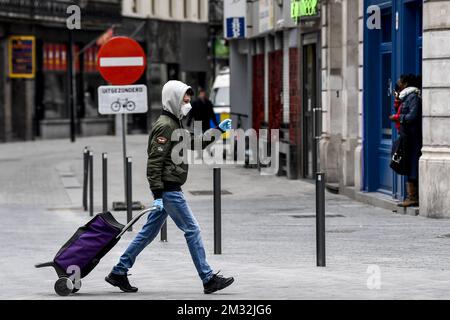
[198,0,202,20]
[151,0,155,16]
[169,0,173,18]
[132,0,138,14]
[184,0,188,19]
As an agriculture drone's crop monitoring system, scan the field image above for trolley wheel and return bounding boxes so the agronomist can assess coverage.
[54,277,74,297]
[72,280,82,294]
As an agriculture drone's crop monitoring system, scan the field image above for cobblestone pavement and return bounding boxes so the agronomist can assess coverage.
[1,136,450,300]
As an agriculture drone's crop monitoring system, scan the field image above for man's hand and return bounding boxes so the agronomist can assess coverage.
[153,199,164,211]
[219,119,232,132]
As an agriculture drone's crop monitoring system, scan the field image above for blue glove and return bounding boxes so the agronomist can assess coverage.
[219,119,232,132]
[153,199,163,211]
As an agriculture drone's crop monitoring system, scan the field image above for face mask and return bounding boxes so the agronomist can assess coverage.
[180,103,192,118]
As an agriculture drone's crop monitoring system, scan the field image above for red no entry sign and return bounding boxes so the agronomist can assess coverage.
[97,37,147,85]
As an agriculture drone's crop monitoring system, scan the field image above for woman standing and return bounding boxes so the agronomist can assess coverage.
[390,74,422,207]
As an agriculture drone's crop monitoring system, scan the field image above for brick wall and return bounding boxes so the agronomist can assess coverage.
[252,54,265,132]
[289,48,300,145]
[268,50,283,130]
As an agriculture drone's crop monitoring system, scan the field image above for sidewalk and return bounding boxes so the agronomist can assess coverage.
[1,135,450,300]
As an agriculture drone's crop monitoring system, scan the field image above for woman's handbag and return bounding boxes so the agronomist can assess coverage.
[390,136,408,175]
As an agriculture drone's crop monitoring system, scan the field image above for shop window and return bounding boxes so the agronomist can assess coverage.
[149,63,168,110]
[42,43,79,119]
[42,73,67,119]
[82,46,102,118]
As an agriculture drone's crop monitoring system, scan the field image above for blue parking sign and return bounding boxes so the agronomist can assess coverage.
[226,17,245,39]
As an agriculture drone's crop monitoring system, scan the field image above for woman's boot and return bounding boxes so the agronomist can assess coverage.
[398,182,419,207]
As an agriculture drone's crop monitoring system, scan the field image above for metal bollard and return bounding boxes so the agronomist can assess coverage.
[160,221,168,242]
[89,151,94,217]
[102,153,108,213]
[316,172,326,267]
[83,147,89,211]
[214,168,222,255]
[126,157,133,231]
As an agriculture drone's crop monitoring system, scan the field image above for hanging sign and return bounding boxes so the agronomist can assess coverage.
[291,0,319,21]
[224,0,247,39]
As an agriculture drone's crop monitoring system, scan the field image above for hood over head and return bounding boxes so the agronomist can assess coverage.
[162,80,193,119]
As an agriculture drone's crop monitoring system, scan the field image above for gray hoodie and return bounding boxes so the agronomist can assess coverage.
[162,80,192,119]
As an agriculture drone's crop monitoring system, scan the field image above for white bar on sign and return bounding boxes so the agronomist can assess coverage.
[99,57,144,67]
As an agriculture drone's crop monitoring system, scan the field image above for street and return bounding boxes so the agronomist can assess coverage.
[1,135,450,300]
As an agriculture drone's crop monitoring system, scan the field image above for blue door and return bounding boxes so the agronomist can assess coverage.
[363,0,422,197]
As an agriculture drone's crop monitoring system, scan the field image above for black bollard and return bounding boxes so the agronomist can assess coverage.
[214,168,222,255]
[126,157,133,231]
[102,153,108,213]
[316,172,326,267]
[89,151,94,217]
[160,221,168,242]
[83,147,89,211]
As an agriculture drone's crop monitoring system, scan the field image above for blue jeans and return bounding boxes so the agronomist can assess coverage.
[112,191,214,284]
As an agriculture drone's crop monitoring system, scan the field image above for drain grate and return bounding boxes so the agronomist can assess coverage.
[189,190,232,196]
[290,214,345,219]
[327,229,357,234]
[278,207,308,212]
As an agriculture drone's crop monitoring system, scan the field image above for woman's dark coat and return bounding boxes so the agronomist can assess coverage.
[399,91,422,180]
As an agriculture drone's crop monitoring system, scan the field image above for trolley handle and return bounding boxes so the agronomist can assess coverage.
[116,206,157,239]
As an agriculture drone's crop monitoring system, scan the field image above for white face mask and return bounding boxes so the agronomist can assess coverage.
[180,103,192,118]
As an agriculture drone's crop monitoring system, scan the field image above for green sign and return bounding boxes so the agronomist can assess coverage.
[214,39,229,59]
[291,0,319,20]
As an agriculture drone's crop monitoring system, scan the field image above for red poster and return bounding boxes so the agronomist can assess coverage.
[74,45,80,73]
[54,44,61,71]
[48,43,55,71]
[43,43,48,71]
[61,44,67,71]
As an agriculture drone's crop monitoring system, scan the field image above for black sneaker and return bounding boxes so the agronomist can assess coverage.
[203,271,234,294]
[105,273,138,293]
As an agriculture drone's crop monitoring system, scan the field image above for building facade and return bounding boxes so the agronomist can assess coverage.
[108,0,225,133]
[321,0,450,218]
[227,0,450,218]
[227,0,312,179]
[0,0,122,142]
[0,0,224,141]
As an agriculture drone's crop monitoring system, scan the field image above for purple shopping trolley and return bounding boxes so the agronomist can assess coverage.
[35,208,154,296]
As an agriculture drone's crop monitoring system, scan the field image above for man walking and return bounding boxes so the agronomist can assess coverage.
[105,80,234,294]
[187,87,219,133]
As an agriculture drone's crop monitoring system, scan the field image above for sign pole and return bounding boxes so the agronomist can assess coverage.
[122,113,128,203]
[68,31,76,143]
